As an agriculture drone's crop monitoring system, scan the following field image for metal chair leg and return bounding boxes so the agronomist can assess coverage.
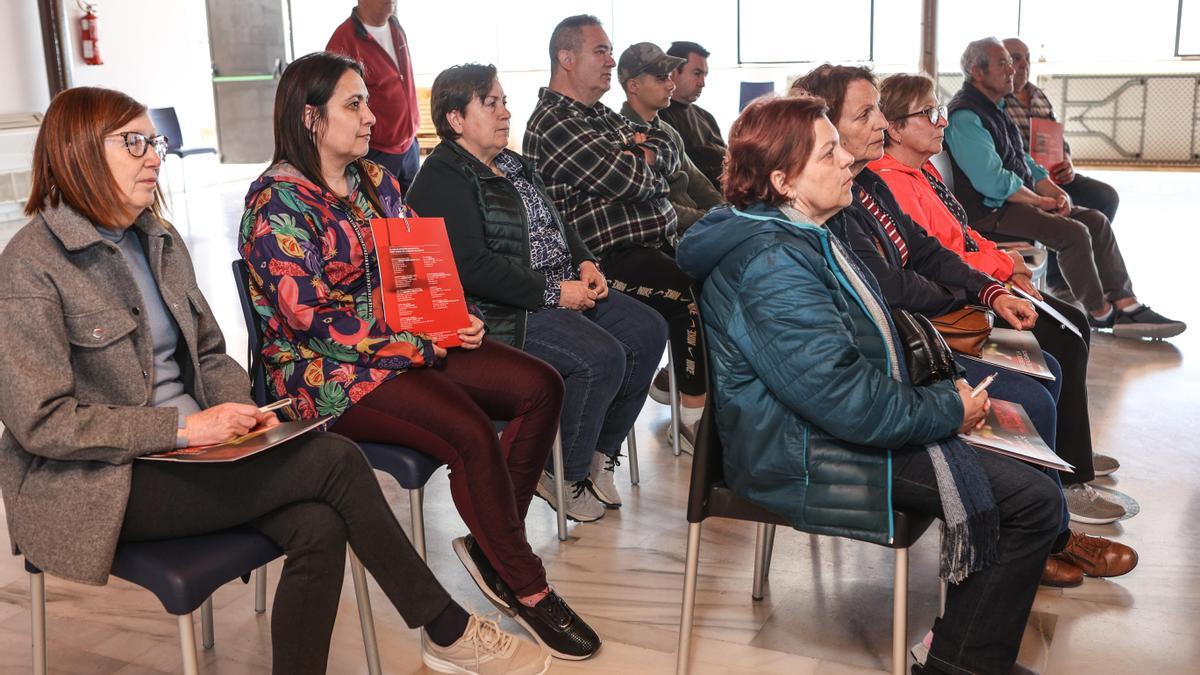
[892,547,910,675]
[409,487,427,560]
[667,347,681,456]
[752,523,776,600]
[349,549,383,675]
[254,565,267,613]
[200,597,214,649]
[626,429,640,486]
[552,430,568,541]
[675,522,702,675]
[761,523,776,579]
[178,612,199,675]
[30,571,47,675]
[939,579,948,618]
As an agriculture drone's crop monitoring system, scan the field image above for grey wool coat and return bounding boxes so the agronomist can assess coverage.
[0,202,252,584]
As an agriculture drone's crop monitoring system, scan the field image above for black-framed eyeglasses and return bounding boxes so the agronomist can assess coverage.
[107,131,169,159]
[895,105,948,126]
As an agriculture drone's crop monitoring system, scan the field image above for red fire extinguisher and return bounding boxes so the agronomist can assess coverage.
[80,3,103,65]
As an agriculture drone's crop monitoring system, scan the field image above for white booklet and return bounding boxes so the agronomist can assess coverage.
[960,399,1073,473]
[1011,285,1083,338]
[959,328,1056,380]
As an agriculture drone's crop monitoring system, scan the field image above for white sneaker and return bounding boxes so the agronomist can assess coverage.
[422,613,550,675]
[587,452,622,507]
[666,419,700,455]
[534,471,605,522]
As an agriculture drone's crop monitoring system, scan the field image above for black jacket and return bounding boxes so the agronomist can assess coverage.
[406,141,595,347]
[827,168,998,316]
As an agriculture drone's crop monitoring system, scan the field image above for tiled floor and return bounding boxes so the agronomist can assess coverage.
[1,163,1197,673]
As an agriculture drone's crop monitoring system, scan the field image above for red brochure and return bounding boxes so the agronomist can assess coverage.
[368,216,471,348]
[1030,118,1064,170]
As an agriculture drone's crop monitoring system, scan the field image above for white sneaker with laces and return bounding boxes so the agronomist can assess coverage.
[587,452,622,507]
[422,613,550,675]
[534,471,605,522]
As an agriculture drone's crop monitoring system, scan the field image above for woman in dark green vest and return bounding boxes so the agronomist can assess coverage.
[408,64,667,525]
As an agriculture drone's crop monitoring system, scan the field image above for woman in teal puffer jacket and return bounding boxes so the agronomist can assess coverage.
[676,95,1061,675]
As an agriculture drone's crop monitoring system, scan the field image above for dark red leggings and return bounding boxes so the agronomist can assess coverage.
[331,339,563,596]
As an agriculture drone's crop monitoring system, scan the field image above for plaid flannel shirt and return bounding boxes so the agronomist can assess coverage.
[1003,82,1071,155]
[523,87,679,254]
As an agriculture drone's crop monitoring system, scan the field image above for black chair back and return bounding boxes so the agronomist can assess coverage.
[230,260,271,407]
[148,107,185,152]
[685,284,790,528]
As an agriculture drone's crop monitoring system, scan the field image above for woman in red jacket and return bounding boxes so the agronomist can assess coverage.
[871,74,1136,539]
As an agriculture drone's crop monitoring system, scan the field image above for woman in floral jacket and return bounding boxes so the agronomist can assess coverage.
[239,52,600,660]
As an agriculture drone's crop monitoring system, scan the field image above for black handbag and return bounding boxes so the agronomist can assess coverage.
[891,308,956,386]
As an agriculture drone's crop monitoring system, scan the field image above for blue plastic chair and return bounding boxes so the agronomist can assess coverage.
[25,527,280,675]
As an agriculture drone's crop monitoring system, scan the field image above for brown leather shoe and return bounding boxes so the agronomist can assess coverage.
[1056,529,1139,577]
[1040,555,1083,587]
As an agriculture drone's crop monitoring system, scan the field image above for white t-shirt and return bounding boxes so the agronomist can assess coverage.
[363,21,400,69]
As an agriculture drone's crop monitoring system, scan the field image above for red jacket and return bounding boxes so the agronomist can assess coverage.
[868,153,1015,281]
[326,10,419,154]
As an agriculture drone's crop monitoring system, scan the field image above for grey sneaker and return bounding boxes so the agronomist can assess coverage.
[1092,453,1120,477]
[1064,483,1126,524]
[587,452,622,507]
[647,367,671,405]
[422,613,550,675]
[534,471,605,522]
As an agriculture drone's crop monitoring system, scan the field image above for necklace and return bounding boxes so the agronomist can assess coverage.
[339,196,376,321]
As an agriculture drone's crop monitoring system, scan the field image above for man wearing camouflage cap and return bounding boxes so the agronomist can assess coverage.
[619,42,723,234]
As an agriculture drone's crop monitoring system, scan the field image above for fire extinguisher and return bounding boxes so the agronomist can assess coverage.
[79,2,103,65]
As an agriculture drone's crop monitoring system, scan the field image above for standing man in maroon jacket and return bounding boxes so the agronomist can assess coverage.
[326,0,421,191]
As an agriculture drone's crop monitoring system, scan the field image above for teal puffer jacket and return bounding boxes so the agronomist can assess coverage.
[676,204,963,544]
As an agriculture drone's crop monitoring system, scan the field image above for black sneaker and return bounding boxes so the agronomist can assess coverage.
[511,590,601,660]
[453,535,517,613]
[1111,305,1186,339]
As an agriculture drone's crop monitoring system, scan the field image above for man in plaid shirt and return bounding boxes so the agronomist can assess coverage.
[525,14,709,452]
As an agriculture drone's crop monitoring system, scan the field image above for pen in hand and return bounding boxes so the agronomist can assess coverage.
[258,398,293,414]
[970,373,998,398]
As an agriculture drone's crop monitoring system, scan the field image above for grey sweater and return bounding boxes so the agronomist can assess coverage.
[96,226,201,430]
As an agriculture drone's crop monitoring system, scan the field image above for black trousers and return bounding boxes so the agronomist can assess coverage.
[995,295,1096,483]
[120,432,451,675]
[893,449,1061,674]
[599,243,707,396]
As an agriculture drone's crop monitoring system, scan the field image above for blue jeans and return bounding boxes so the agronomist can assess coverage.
[523,291,667,481]
[893,448,1062,674]
[367,138,421,193]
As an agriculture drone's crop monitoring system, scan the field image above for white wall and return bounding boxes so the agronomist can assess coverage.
[0,0,51,116]
[59,0,218,148]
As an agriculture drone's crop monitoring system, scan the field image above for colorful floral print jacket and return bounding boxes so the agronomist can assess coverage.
[239,160,437,422]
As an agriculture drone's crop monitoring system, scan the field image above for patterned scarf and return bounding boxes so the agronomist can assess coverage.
[921,168,979,253]
[782,205,999,583]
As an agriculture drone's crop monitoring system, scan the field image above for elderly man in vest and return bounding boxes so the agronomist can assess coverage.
[944,37,1184,340]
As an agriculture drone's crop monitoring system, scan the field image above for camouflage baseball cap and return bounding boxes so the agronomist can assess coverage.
[618,42,686,85]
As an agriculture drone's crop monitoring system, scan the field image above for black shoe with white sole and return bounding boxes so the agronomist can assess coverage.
[453,535,517,612]
[511,590,601,660]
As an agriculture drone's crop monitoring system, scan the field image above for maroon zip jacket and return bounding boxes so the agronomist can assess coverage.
[326,9,419,154]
